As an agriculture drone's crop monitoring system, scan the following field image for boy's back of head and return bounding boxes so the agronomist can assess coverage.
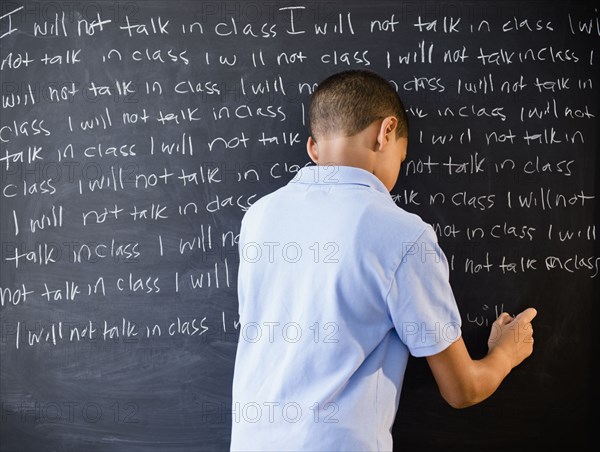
[308,69,410,142]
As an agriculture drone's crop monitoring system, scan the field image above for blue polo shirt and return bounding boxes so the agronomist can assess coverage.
[230,165,462,452]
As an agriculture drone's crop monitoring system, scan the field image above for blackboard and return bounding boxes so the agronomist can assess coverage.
[0,1,597,450]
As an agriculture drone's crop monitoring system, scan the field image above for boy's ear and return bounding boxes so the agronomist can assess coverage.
[306,136,318,163]
[377,116,398,150]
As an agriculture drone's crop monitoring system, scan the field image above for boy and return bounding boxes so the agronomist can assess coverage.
[230,69,536,451]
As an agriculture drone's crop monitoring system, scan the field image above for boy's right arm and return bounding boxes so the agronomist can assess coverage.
[425,307,537,409]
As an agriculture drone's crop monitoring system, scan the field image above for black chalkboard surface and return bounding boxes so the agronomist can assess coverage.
[0,1,597,451]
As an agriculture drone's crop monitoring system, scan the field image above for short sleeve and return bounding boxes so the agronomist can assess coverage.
[385,225,462,357]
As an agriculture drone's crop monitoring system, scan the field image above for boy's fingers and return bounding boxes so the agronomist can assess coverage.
[495,312,513,326]
[515,307,537,323]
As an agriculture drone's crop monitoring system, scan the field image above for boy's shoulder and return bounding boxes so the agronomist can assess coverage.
[241,185,281,220]
[363,193,433,242]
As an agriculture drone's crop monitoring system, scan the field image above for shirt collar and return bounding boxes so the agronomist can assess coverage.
[290,165,390,195]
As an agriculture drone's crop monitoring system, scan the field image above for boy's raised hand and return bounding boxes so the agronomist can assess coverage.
[488,307,537,370]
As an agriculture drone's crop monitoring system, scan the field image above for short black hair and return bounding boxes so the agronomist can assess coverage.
[308,69,409,141]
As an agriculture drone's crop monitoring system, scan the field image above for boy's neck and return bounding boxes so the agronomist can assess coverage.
[313,134,376,173]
